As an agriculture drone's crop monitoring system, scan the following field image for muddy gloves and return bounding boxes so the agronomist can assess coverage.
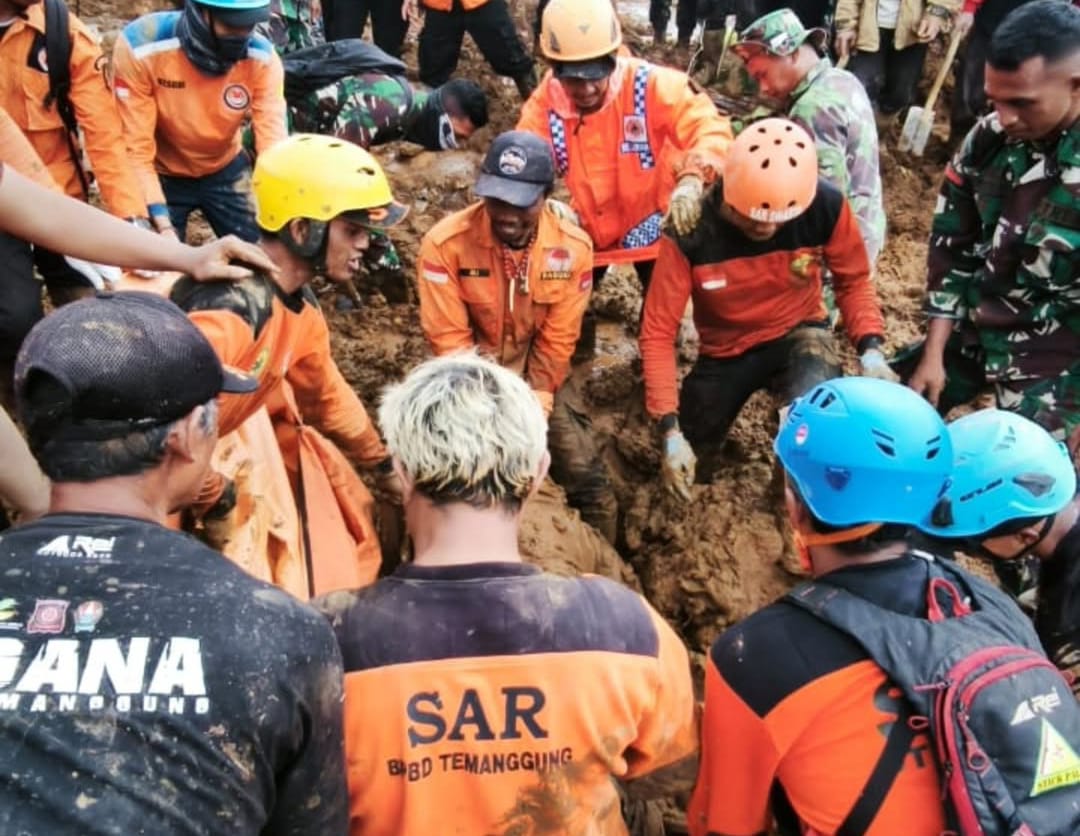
[664,175,705,237]
[546,198,581,228]
[661,431,697,502]
[859,348,900,382]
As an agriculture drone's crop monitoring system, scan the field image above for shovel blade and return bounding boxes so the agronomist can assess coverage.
[899,106,933,155]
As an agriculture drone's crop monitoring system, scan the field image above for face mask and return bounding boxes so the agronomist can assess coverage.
[177,3,249,76]
[214,33,251,62]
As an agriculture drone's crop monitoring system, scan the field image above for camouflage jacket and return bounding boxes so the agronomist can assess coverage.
[264,0,323,54]
[289,72,419,148]
[927,114,1080,384]
[787,57,886,264]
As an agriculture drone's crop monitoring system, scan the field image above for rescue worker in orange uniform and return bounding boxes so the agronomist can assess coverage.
[314,353,698,836]
[640,119,896,501]
[417,130,618,543]
[0,0,147,395]
[518,0,732,297]
[170,133,407,599]
[113,0,288,242]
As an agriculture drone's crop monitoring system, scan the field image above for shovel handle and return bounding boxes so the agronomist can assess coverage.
[922,28,964,116]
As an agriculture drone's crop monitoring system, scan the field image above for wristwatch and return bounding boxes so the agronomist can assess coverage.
[927,5,951,19]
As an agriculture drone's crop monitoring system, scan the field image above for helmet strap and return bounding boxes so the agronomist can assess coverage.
[799,522,884,549]
[282,218,329,261]
[792,522,884,573]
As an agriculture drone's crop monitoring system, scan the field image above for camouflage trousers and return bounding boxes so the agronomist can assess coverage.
[890,332,1080,441]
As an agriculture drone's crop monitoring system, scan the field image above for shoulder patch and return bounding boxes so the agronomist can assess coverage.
[170,274,276,339]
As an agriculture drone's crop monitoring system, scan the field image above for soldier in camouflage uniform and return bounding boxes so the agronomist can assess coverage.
[733,8,885,264]
[897,0,1080,448]
[289,75,488,151]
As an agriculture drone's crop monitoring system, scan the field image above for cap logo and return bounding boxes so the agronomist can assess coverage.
[794,423,809,446]
[498,146,529,176]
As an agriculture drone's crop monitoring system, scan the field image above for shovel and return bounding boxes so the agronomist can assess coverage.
[899,28,963,155]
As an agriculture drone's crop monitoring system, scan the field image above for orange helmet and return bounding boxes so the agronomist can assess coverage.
[723,118,819,223]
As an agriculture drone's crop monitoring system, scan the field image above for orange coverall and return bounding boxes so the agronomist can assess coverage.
[112,11,287,208]
[0,1,145,217]
[171,275,385,599]
[417,200,593,413]
[517,56,732,266]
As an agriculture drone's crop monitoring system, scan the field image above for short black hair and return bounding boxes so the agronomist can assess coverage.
[988,0,1080,71]
[441,80,489,128]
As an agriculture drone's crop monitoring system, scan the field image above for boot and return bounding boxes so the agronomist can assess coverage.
[513,66,539,100]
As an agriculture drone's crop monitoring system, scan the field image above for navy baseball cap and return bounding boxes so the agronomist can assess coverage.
[474,131,556,209]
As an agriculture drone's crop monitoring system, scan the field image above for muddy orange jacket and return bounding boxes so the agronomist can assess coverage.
[640,180,886,417]
[0,3,145,217]
[112,11,287,207]
[0,104,58,189]
[171,274,387,467]
[171,275,387,594]
[517,57,732,267]
[417,201,593,410]
[314,562,698,836]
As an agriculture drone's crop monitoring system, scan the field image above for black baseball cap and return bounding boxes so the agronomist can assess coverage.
[15,291,256,445]
[474,131,556,209]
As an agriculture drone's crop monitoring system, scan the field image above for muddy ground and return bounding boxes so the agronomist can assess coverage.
[88,0,957,824]
[322,9,957,662]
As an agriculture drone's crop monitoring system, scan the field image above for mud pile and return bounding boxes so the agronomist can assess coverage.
[324,13,951,661]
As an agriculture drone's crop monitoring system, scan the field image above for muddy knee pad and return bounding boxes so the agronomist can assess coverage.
[547,382,617,542]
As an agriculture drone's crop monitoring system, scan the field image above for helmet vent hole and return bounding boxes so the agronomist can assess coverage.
[789,157,797,167]
[1013,473,1055,498]
[872,429,896,457]
[795,141,806,149]
[749,144,760,152]
[787,200,796,207]
[785,124,793,131]
[761,201,771,209]
[774,138,782,145]
[761,158,770,169]
[926,434,944,459]
[755,125,767,133]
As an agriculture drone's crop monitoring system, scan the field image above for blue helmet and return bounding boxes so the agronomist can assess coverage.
[920,409,1077,538]
[774,377,952,527]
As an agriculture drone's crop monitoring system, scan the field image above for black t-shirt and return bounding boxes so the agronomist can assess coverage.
[0,513,348,835]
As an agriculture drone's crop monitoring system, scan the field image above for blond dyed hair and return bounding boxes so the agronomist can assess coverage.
[379,353,548,511]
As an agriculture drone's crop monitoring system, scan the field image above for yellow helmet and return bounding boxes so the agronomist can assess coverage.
[540,0,622,63]
[252,134,407,232]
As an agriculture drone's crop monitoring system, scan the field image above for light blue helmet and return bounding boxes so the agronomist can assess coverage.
[774,377,952,527]
[920,409,1076,538]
